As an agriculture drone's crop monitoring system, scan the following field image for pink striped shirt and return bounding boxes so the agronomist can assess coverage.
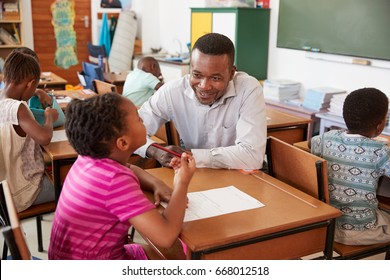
[48,156,155,259]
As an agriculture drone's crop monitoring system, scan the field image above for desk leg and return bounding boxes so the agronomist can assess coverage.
[324,218,336,260]
[53,160,62,205]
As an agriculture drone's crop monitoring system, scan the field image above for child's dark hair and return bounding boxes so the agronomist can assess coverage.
[3,48,40,84]
[192,33,235,68]
[65,93,128,158]
[343,88,388,133]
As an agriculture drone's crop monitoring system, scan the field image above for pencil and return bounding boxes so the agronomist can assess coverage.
[151,143,182,158]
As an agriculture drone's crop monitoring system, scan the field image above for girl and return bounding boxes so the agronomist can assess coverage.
[0,48,58,212]
[49,93,196,259]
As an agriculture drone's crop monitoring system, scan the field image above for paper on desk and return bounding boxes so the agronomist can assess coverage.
[162,186,264,222]
[56,96,72,103]
[51,129,68,142]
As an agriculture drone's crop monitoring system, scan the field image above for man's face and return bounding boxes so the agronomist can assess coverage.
[190,49,235,105]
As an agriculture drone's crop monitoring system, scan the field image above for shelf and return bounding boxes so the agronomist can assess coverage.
[0,44,22,48]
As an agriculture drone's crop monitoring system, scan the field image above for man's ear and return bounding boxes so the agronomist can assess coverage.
[229,65,237,80]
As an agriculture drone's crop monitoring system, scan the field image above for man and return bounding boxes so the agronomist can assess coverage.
[135,33,266,170]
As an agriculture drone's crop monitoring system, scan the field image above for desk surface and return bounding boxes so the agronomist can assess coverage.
[103,71,129,84]
[146,168,340,259]
[267,107,312,129]
[39,72,68,87]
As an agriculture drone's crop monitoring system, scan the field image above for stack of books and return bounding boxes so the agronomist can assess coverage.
[303,87,346,111]
[328,93,349,116]
[263,79,301,102]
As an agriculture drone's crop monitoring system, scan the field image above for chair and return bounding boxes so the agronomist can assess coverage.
[0,180,55,259]
[87,42,110,72]
[266,136,335,259]
[81,61,105,91]
[0,180,32,260]
[267,137,390,260]
[93,79,117,95]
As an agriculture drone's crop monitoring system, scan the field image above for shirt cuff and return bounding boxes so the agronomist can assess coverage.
[134,137,155,158]
[191,149,212,168]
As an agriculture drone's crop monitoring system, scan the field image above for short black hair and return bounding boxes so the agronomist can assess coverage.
[343,88,388,133]
[3,48,40,84]
[65,93,128,158]
[192,33,235,66]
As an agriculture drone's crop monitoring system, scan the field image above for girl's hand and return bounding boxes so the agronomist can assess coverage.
[44,107,59,123]
[152,183,172,206]
[172,153,196,188]
[36,89,52,108]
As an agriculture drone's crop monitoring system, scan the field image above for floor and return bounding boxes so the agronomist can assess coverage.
[1,213,386,260]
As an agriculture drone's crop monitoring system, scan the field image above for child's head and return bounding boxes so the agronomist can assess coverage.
[137,56,162,79]
[343,87,389,136]
[65,93,146,159]
[3,47,40,85]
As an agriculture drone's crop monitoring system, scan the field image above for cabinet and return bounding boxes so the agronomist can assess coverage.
[0,0,23,60]
[191,8,270,80]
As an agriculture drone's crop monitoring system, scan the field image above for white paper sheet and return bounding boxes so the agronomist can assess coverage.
[162,186,265,222]
[51,129,68,142]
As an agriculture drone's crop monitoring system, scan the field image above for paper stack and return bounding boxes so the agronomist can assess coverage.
[263,79,301,101]
[303,87,346,111]
[328,93,349,116]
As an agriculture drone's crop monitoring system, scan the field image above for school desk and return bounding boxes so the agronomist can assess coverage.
[53,89,96,110]
[103,71,129,94]
[266,99,326,137]
[38,72,68,90]
[144,167,341,260]
[266,108,312,144]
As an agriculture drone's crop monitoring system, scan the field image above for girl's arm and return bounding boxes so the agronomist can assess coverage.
[129,153,196,248]
[129,164,172,205]
[17,103,58,145]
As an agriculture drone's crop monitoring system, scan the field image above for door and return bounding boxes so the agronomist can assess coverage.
[31,0,91,86]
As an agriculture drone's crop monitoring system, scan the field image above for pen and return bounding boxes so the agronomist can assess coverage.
[151,143,182,158]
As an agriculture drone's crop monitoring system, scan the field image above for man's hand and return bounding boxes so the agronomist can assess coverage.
[146,144,188,167]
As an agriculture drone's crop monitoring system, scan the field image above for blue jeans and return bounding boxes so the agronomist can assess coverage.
[32,174,55,205]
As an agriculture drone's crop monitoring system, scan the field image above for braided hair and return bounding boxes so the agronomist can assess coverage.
[3,48,40,84]
[343,88,388,134]
[65,93,128,158]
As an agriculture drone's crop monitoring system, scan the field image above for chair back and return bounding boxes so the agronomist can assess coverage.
[266,136,329,203]
[87,42,110,72]
[0,180,32,260]
[93,79,118,95]
[81,62,105,91]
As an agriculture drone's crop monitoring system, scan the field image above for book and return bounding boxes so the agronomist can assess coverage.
[303,87,346,111]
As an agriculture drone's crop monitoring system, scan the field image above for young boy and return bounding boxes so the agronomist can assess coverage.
[122,56,164,106]
[311,87,390,245]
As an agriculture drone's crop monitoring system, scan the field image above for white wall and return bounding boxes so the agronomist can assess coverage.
[108,0,390,96]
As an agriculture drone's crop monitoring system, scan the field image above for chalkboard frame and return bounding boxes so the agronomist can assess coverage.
[277,0,390,61]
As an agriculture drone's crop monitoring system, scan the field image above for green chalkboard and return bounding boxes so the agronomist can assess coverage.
[277,0,390,61]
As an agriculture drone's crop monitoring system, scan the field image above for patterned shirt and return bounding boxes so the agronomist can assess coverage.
[311,130,390,231]
[48,156,155,260]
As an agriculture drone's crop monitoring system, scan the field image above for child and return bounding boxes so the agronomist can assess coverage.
[48,93,195,260]
[0,48,58,212]
[122,56,164,106]
[311,88,390,245]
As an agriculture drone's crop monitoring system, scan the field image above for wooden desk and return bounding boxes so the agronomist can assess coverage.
[39,72,68,90]
[103,71,129,94]
[267,108,312,144]
[265,99,325,138]
[145,168,341,260]
[53,89,96,110]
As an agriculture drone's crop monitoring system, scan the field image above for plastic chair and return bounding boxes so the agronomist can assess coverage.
[87,42,110,72]
[81,61,105,91]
